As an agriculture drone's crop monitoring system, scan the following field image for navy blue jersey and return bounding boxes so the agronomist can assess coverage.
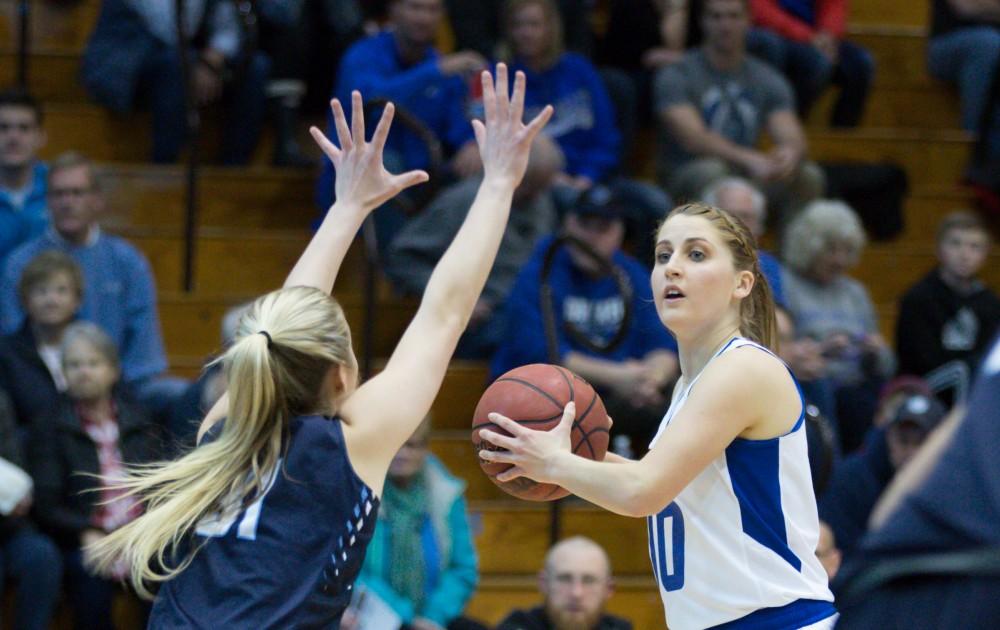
[149,415,380,629]
[862,334,1000,556]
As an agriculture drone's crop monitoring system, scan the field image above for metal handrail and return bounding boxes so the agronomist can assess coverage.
[16,0,29,87]
[176,0,201,293]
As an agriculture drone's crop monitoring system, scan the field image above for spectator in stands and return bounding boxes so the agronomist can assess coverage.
[746,0,874,127]
[0,251,82,428]
[700,176,784,304]
[0,388,62,630]
[256,0,366,167]
[29,322,157,629]
[816,521,842,581]
[927,0,1000,161]
[347,417,482,630]
[896,211,1000,381]
[0,89,48,269]
[167,302,249,446]
[0,152,186,417]
[493,0,671,264]
[317,0,485,250]
[445,0,594,58]
[775,304,838,441]
[819,392,946,559]
[491,185,679,453]
[386,135,563,358]
[496,536,631,630]
[498,0,621,191]
[654,0,824,218]
[82,0,269,165]
[782,199,895,453]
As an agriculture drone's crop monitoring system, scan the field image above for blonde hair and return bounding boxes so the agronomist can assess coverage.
[663,203,777,349]
[62,321,120,373]
[499,0,565,68]
[85,286,354,597]
[782,199,866,274]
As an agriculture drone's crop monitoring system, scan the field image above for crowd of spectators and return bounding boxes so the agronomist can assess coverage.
[1,0,999,627]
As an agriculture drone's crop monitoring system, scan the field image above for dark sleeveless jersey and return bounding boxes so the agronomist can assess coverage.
[149,415,380,629]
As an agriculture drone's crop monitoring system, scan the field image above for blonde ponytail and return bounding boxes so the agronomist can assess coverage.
[85,286,355,597]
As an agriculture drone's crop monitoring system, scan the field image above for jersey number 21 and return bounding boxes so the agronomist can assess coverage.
[195,461,281,541]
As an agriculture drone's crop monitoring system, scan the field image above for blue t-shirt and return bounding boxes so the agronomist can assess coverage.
[491,236,677,380]
[316,31,474,208]
[150,415,380,628]
[0,162,48,269]
[507,53,622,181]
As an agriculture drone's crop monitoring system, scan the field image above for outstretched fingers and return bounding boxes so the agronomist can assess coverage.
[509,70,526,124]
[371,102,395,159]
[522,104,554,143]
[480,69,497,126]
[350,91,366,145]
[495,63,510,119]
[390,169,430,193]
[331,98,352,152]
[309,126,341,163]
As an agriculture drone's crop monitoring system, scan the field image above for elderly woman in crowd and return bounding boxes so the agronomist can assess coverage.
[346,417,482,630]
[782,200,895,453]
[30,322,157,630]
[0,251,83,429]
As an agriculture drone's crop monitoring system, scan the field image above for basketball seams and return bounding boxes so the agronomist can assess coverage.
[493,376,566,414]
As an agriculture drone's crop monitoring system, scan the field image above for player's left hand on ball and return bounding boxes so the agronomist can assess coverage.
[478,402,575,484]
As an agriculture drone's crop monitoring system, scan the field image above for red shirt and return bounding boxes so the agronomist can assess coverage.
[750,0,847,42]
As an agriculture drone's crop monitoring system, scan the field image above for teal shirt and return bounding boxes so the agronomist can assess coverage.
[358,455,479,625]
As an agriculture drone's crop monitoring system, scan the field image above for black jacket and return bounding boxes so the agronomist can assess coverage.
[0,323,62,427]
[29,395,159,549]
[496,606,632,630]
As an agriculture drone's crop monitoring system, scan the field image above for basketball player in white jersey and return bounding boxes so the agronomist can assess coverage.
[480,203,836,629]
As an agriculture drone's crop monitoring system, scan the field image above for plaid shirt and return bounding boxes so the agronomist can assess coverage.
[78,402,141,532]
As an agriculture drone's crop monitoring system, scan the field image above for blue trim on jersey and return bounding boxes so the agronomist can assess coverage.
[726,438,802,571]
[709,598,836,629]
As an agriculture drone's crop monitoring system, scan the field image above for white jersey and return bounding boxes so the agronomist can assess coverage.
[647,337,835,629]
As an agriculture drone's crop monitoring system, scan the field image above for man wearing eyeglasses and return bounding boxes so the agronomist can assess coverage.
[497,536,632,630]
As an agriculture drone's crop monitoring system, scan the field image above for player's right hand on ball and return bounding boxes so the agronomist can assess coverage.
[478,401,576,484]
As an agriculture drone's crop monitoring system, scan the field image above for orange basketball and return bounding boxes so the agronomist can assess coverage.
[471,364,610,501]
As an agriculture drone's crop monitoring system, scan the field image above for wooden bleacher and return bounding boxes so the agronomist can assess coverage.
[3,0,1000,627]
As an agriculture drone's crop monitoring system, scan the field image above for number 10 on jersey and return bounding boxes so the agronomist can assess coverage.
[648,502,685,591]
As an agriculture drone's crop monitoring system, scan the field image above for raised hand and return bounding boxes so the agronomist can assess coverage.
[472,63,554,189]
[310,92,429,212]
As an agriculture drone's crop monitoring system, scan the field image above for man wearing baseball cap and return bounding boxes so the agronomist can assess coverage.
[491,184,679,455]
[820,392,947,560]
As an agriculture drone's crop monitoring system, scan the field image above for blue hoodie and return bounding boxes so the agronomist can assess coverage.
[316,31,475,208]
[0,162,48,269]
[491,235,676,380]
[508,53,622,182]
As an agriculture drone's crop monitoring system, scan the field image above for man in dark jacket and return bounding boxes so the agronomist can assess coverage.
[0,388,62,630]
[497,537,632,630]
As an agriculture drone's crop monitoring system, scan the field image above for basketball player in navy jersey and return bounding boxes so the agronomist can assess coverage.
[480,204,837,629]
[85,64,552,628]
